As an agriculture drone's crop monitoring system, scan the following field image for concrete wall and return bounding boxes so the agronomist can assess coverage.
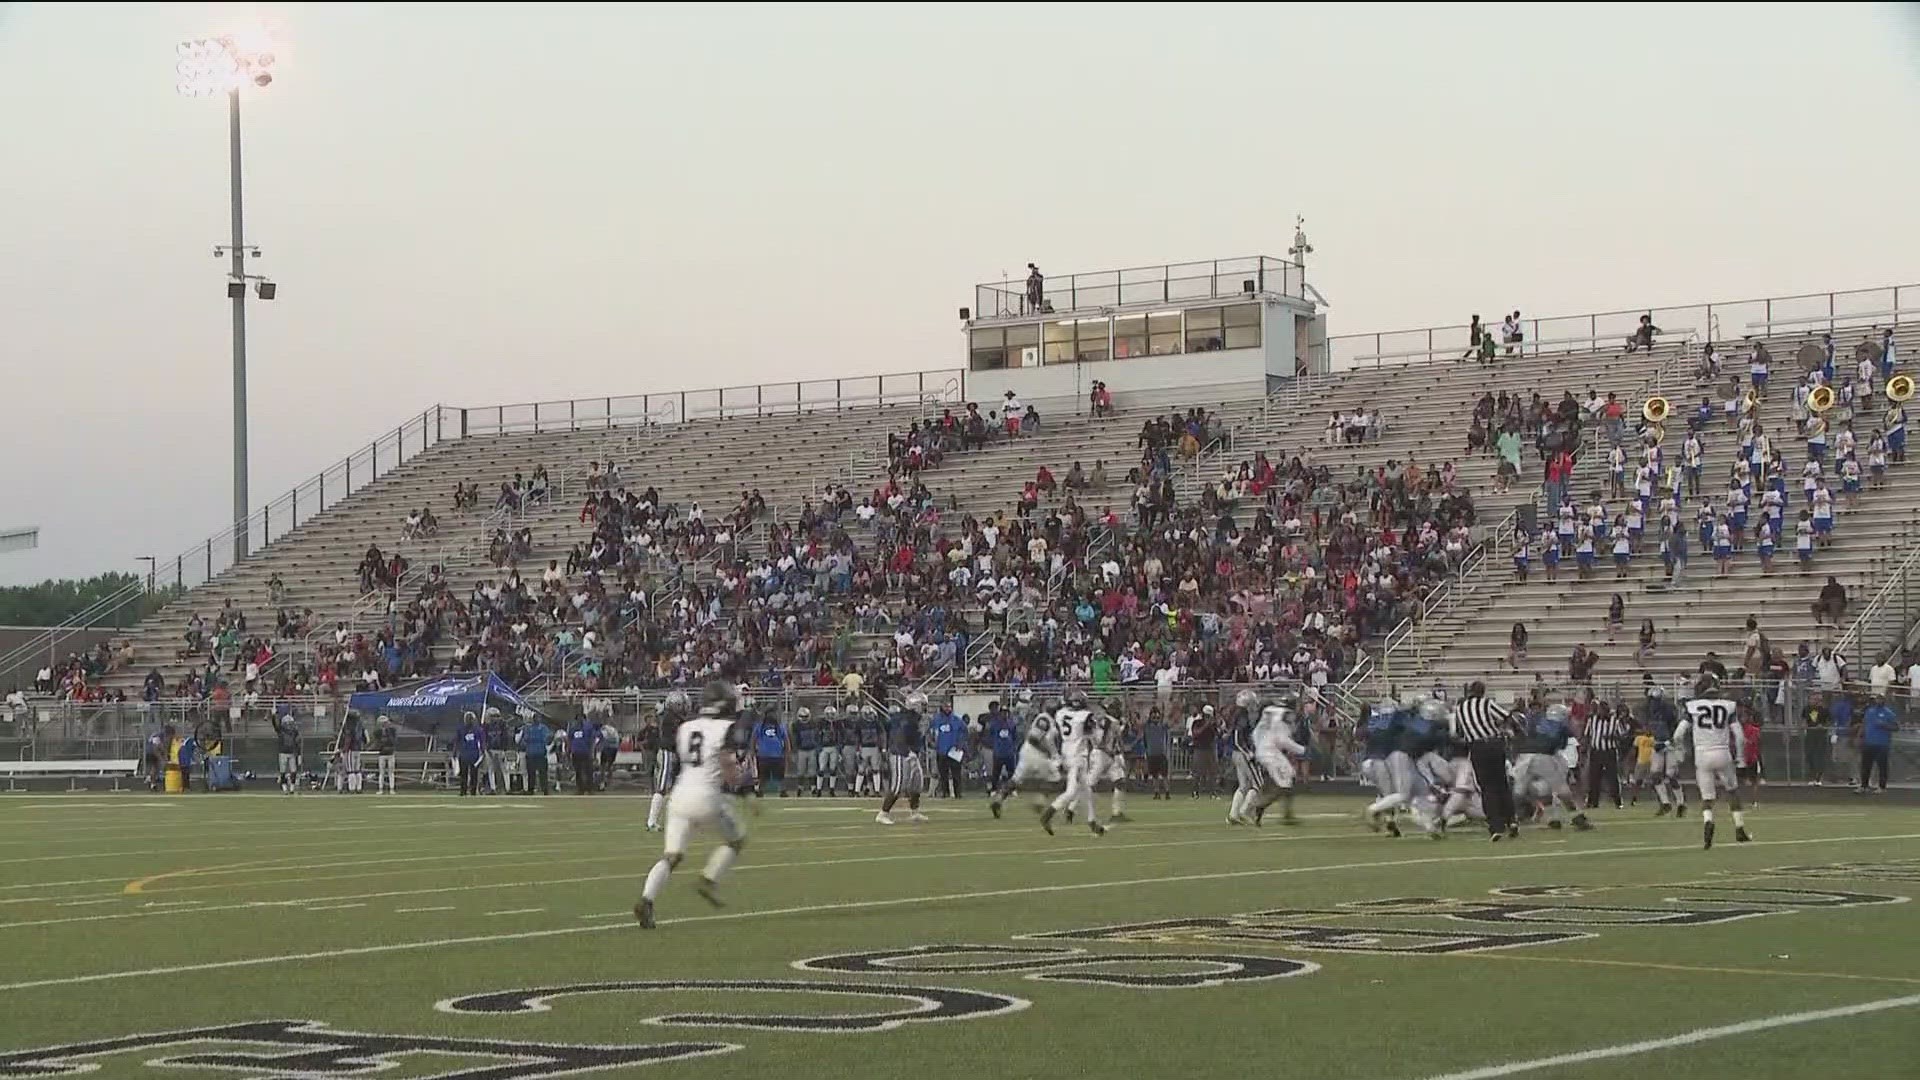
[964,349,1267,418]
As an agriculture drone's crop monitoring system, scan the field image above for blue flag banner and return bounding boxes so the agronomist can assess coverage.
[348,672,544,727]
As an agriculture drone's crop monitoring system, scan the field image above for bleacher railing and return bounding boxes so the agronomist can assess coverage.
[972,256,1305,320]
[1319,282,1916,372]
[1341,337,1696,696]
[458,369,965,437]
[1837,543,1920,668]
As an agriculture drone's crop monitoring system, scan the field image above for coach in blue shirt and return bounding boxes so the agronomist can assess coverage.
[1859,698,1898,793]
[520,718,553,795]
[754,715,789,798]
[987,704,1019,792]
[567,716,599,796]
[932,705,966,799]
[454,714,486,797]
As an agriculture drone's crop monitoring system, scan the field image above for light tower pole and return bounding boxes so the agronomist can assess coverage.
[177,34,277,563]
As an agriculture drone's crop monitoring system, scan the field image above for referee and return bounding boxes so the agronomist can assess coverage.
[1450,681,1520,841]
[1584,703,1628,810]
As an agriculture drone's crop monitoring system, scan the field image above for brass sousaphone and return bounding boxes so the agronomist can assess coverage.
[1808,384,1837,413]
[1641,396,1670,424]
[1888,373,1916,403]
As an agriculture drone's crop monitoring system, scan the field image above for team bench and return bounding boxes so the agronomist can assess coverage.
[0,759,144,791]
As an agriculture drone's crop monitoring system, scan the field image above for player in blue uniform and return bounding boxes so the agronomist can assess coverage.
[984,702,1021,815]
[876,694,929,825]
[1360,698,1406,836]
[1514,704,1593,831]
[857,708,886,796]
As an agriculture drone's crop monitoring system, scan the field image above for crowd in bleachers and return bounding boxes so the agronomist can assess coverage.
[40,328,1907,717]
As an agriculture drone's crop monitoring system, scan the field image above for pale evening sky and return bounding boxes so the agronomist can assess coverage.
[1,2,1916,586]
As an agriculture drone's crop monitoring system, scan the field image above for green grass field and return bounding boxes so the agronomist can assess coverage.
[2,790,1918,1080]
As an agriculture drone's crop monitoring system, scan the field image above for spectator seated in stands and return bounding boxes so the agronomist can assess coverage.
[1090,380,1114,418]
[497,475,524,512]
[1812,575,1848,628]
[1623,314,1664,354]
[1063,461,1087,492]
[527,466,551,506]
[402,508,427,539]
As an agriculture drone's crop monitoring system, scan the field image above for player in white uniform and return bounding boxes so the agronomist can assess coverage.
[989,704,1063,817]
[635,682,750,929]
[1245,690,1306,826]
[1040,692,1106,837]
[1674,675,1753,849]
[1089,701,1131,823]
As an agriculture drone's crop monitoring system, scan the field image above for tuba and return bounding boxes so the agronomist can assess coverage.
[1808,384,1836,413]
[1641,396,1670,424]
[1888,373,1916,403]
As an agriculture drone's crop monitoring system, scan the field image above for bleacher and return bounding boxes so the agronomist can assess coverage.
[25,287,1912,716]
[1397,326,1920,687]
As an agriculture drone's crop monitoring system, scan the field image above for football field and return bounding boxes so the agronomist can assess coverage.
[2,791,1918,1080]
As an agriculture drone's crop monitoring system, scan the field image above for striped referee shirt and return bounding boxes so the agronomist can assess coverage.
[1449,696,1512,744]
[1587,712,1629,753]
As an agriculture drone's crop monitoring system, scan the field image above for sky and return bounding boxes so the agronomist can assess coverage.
[2,2,1918,586]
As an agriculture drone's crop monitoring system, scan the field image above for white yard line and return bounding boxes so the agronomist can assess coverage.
[394,906,455,913]
[1413,994,1920,1080]
[1044,859,1085,865]
[53,898,122,908]
[300,903,368,912]
[0,815,1865,933]
[1,830,1912,995]
[578,912,631,920]
[484,907,546,916]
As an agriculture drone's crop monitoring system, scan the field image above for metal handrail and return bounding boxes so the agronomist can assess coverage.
[0,580,149,675]
[1836,542,1920,663]
[1324,282,1914,372]
[1339,334,1699,695]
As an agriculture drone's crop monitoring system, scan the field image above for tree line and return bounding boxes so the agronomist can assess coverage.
[0,573,180,627]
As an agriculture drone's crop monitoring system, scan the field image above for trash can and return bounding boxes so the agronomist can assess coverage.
[164,764,185,793]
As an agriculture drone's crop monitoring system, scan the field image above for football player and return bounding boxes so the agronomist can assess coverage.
[645,690,692,832]
[634,681,751,929]
[1675,675,1752,849]
[1040,691,1105,837]
[1512,703,1594,831]
[989,700,1062,819]
[1245,689,1306,826]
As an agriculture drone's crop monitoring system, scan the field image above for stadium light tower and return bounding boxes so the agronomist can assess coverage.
[176,31,278,563]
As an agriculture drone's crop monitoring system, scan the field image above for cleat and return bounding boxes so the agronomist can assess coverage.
[909,811,929,824]
[1548,819,1564,830]
[1506,825,1521,840]
[1654,804,1671,817]
[1572,814,1594,832]
[989,800,1003,819]
[1064,810,1075,824]
[634,899,655,929]
[696,877,724,908]
[1385,819,1402,838]
[1735,827,1752,843]
[1251,807,1265,827]
[1089,821,1107,837]
[1703,822,1715,849]
[1039,807,1057,835]
[875,812,895,826]
[1675,805,1687,818]
[1490,831,1503,843]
